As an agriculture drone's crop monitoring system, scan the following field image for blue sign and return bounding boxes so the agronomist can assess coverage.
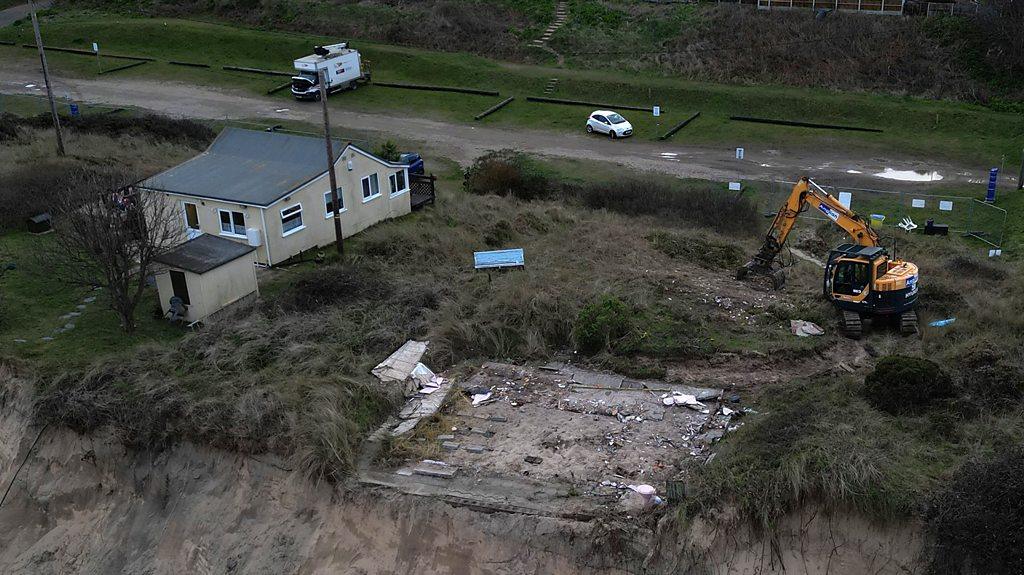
[69,103,80,117]
[986,167,998,202]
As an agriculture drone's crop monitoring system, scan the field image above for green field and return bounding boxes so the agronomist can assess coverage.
[1,14,1022,165]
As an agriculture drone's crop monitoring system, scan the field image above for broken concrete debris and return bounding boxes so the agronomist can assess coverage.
[661,392,709,413]
[790,319,825,337]
[524,456,543,465]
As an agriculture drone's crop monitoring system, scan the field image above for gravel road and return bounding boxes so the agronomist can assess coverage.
[0,58,996,189]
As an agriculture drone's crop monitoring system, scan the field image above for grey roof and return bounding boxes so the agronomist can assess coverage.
[155,234,256,274]
[139,127,344,206]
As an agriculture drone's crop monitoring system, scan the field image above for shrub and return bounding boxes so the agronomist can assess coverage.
[15,112,214,148]
[646,230,746,269]
[274,264,391,313]
[575,295,630,354]
[862,356,953,415]
[926,448,1024,575]
[463,149,553,200]
[376,139,400,162]
[565,178,760,235]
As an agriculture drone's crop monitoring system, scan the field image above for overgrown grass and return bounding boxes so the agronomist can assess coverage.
[681,228,1024,535]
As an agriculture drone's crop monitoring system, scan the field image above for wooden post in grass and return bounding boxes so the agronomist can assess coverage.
[29,0,65,157]
[318,69,344,257]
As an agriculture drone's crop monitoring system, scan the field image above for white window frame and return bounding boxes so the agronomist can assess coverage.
[218,209,246,238]
[280,203,305,237]
[324,189,347,218]
[361,173,381,203]
[182,201,200,231]
[389,169,409,197]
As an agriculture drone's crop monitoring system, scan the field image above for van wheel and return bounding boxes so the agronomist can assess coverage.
[313,92,322,101]
[609,130,616,139]
[350,81,358,91]
[586,125,594,133]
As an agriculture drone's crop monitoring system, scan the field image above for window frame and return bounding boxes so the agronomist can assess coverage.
[389,169,409,197]
[323,189,347,218]
[280,203,305,237]
[217,209,246,238]
[182,202,200,230]
[361,173,381,203]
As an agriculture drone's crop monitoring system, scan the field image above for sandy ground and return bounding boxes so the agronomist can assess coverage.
[0,58,1002,189]
[0,378,924,574]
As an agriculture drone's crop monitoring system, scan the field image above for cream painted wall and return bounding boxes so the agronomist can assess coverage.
[261,150,412,265]
[150,147,411,266]
[155,252,258,323]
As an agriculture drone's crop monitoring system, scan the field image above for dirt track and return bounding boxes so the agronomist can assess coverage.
[0,59,995,188]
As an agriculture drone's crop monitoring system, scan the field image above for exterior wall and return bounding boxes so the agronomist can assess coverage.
[150,148,411,266]
[155,252,258,324]
[261,150,412,265]
[157,192,270,263]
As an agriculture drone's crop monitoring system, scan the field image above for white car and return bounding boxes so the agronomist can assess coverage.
[586,110,633,139]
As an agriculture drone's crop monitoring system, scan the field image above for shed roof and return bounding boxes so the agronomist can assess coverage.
[138,127,345,207]
[155,234,256,274]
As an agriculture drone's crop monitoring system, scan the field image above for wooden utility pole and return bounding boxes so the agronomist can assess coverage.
[1018,149,1023,191]
[29,0,64,157]
[318,69,344,256]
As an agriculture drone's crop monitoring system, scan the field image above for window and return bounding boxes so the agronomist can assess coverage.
[169,270,191,306]
[389,169,408,196]
[281,204,304,236]
[361,173,380,201]
[324,189,345,217]
[183,202,199,230]
[218,209,246,237]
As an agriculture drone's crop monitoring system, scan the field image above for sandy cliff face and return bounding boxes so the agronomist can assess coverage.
[0,380,922,575]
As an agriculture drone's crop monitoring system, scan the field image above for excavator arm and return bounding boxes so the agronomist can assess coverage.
[738,177,879,287]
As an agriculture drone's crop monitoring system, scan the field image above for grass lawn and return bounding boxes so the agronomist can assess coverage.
[0,232,184,369]
[1,14,1022,165]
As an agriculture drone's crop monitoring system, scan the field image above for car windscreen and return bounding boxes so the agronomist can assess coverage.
[607,113,626,124]
[291,75,316,89]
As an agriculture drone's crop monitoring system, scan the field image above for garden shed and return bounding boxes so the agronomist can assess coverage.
[154,233,258,325]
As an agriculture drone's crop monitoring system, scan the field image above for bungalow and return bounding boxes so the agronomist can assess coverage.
[138,127,415,266]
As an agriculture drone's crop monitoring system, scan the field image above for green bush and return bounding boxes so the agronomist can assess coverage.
[574,295,630,354]
[646,230,746,269]
[862,356,953,415]
[926,448,1024,575]
[375,139,400,162]
[463,149,553,200]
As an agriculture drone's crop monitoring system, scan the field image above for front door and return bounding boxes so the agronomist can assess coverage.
[832,260,870,297]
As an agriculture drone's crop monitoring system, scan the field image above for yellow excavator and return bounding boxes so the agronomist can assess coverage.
[737,176,920,338]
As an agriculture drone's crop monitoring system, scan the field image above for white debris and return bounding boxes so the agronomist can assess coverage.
[661,392,707,411]
[471,392,493,406]
[790,319,825,337]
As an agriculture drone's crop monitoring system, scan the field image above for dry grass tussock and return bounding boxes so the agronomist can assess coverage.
[682,232,1024,534]
[36,162,804,479]
[0,118,211,232]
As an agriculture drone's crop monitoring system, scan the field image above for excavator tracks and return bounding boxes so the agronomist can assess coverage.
[840,310,862,339]
[900,311,919,336]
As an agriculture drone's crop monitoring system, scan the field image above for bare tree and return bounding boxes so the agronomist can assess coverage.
[47,170,183,333]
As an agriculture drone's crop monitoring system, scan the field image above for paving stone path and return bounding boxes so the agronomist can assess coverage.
[14,290,100,344]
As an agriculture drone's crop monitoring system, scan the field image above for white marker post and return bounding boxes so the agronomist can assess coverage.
[653,105,660,132]
[93,42,100,74]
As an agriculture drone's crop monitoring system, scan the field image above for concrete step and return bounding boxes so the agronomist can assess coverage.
[413,462,457,478]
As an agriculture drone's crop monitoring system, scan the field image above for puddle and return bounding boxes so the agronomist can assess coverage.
[658,152,680,162]
[274,108,290,113]
[846,169,863,174]
[759,163,772,168]
[24,84,36,88]
[873,168,943,182]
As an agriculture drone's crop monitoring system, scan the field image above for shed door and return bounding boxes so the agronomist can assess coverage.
[169,270,191,305]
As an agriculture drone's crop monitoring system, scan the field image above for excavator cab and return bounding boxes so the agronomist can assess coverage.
[822,244,919,338]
